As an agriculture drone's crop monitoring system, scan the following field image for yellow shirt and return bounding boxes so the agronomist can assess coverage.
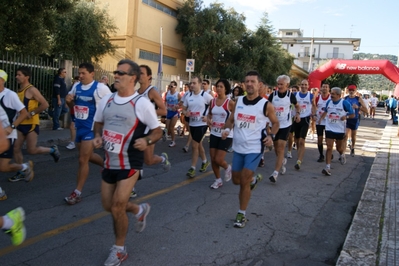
[18,85,40,125]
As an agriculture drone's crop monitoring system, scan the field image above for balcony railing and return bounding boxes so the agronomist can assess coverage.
[297,52,315,58]
[326,53,344,59]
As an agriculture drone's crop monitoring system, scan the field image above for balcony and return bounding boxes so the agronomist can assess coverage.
[326,53,344,59]
[297,52,315,58]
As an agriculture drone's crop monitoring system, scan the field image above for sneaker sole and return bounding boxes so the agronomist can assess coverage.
[25,161,34,182]
[269,176,277,183]
[137,204,151,233]
[64,197,82,205]
[322,169,331,176]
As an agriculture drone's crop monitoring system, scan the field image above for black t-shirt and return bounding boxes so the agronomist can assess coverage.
[52,76,68,98]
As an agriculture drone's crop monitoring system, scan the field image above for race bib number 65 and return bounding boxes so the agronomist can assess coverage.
[237,113,256,130]
[103,129,124,153]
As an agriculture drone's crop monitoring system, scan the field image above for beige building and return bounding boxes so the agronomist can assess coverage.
[96,0,188,83]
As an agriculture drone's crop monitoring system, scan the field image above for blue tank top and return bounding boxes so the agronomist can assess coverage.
[344,96,360,119]
[74,81,98,129]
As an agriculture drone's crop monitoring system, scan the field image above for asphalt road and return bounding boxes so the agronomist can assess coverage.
[0,109,388,266]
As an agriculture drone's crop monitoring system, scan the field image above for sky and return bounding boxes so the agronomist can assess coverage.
[201,0,399,56]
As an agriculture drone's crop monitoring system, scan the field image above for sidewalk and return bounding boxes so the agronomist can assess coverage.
[337,121,399,265]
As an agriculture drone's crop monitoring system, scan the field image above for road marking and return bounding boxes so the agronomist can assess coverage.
[362,141,380,152]
[0,171,212,256]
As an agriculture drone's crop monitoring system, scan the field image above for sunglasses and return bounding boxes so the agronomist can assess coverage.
[113,70,133,76]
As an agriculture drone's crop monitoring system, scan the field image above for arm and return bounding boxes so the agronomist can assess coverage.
[53,78,62,106]
[93,122,104,149]
[358,97,368,114]
[29,87,49,118]
[221,101,236,140]
[149,89,167,116]
[0,124,9,153]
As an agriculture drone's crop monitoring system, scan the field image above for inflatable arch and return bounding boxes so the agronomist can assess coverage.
[308,60,399,97]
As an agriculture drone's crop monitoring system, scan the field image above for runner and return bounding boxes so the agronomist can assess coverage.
[12,67,60,182]
[292,79,316,170]
[164,81,181,147]
[370,92,378,119]
[221,70,279,228]
[286,85,299,159]
[319,87,354,176]
[0,69,33,187]
[315,82,331,162]
[64,63,111,205]
[137,65,170,170]
[93,59,162,266]
[207,79,234,189]
[267,75,300,183]
[182,76,213,178]
[180,83,193,152]
[344,84,368,157]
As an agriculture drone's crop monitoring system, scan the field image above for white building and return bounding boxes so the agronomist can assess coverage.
[277,29,361,72]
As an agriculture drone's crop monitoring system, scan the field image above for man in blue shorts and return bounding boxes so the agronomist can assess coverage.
[222,70,279,228]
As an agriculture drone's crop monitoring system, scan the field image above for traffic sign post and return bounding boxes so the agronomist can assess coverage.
[186,59,195,82]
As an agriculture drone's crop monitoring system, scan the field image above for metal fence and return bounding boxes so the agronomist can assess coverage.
[0,52,61,103]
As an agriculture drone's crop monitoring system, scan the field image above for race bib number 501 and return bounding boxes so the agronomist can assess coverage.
[237,113,256,130]
[103,129,124,153]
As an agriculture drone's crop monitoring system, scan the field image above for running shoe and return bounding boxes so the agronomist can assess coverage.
[161,152,171,171]
[182,146,189,153]
[294,160,301,170]
[224,164,232,182]
[233,212,247,228]
[23,161,34,182]
[280,158,287,175]
[269,172,278,183]
[8,172,25,182]
[0,187,7,200]
[4,207,26,246]
[317,155,325,163]
[130,189,137,198]
[50,145,60,163]
[286,151,292,159]
[210,180,223,189]
[350,149,355,157]
[250,174,263,190]
[340,154,346,165]
[168,141,176,147]
[64,191,82,205]
[104,246,128,266]
[322,168,331,176]
[136,203,150,233]
[66,142,76,150]
[258,158,265,167]
[199,161,210,172]
[292,143,297,150]
[186,167,195,178]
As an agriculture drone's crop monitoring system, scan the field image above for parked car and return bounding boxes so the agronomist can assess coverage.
[377,101,385,107]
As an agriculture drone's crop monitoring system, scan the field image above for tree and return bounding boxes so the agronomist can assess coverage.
[324,73,360,89]
[0,0,75,55]
[52,1,117,62]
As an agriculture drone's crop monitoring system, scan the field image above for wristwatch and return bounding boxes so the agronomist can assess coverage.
[270,134,275,141]
[145,137,152,145]
[30,111,36,116]
[11,124,16,129]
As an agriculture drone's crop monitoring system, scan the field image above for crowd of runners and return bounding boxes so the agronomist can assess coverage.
[0,61,392,266]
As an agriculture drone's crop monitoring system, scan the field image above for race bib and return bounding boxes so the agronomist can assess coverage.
[274,106,285,117]
[103,129,124,154]
[74,105,89,120]
[300,104,307,114]
[212,121,224,134]
[328,114,340,124]
[237,113,256,130]
[190,111,201,122]
[167,103,176,111]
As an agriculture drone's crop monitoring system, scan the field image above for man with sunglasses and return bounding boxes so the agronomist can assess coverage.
[344,84,368,157]
[93,59,162,266]
[65,63,111,205]
[164,81,181,147]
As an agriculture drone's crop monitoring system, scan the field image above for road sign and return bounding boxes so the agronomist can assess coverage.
[186,59,195,72]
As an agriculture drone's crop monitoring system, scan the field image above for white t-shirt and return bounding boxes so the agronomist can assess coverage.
[370,97,378,107]
[94,92,159,131]
[183,90,213,127]
[69,81,111,108]
[0,88,25,139]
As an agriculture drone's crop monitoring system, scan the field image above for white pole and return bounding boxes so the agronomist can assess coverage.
[308,29,314,72]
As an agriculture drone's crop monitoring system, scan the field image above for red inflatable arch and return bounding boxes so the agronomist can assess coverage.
[308,59,399,97]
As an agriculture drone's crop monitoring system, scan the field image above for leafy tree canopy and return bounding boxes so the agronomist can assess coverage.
[323,73,359,89]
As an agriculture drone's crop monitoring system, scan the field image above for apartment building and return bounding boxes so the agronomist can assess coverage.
[277,29,361,72]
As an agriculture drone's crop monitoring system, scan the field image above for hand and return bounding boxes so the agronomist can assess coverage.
[133,138,147,151]
[221,129,230,140]
[340,116,347,121]
[93,136,103,149]
[5,126,13,135]
[201,116,207,122]
[58,100,62,106]
[207,118,212,127]
[65,94,74,103]
[263,135,273,146]
[295,114,301,123]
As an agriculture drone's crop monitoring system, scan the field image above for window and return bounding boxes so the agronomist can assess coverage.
[139,50,176,66]
[333,47,339,57]
[142,0,177,17]
[303,62,309,70]
[286,32,293,36]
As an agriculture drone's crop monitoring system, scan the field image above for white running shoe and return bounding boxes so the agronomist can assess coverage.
[210,179,223,189]
[280,158,287,175]
[66,142,76,150]
[286,151,292,159]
